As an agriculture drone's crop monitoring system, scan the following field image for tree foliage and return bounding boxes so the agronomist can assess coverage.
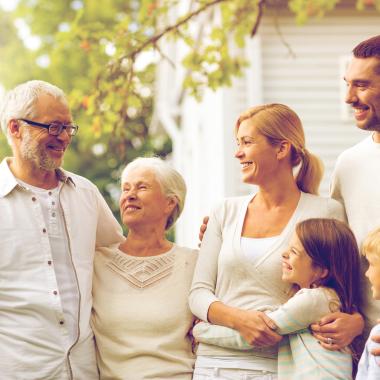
[0,0,379,218]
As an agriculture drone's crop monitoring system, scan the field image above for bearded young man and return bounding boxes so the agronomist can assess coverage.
[330,35,380,328]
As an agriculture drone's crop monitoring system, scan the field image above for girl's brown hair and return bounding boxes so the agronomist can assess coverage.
[296,218,361,313]
[236,103,323,194]
[296,218,363,371]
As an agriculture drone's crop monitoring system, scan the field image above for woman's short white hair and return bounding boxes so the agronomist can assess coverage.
[0,80,68,142]
[121,156,187,230]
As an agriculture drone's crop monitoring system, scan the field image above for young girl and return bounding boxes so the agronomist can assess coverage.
[193,218,362,379]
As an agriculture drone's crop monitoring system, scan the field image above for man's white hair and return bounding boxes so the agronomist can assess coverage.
[0,80,68,143]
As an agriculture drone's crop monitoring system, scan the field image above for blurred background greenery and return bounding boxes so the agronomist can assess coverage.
[0,0,175,225]
[1,0,379,228]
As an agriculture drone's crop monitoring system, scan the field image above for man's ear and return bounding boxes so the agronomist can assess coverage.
[8,119,21,138]
[276,140,291,160]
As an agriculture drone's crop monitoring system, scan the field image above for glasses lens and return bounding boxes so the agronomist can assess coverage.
[67,125,78,136]
[49,123,63,135]
[49,123,77,136]
[67,125,77,136]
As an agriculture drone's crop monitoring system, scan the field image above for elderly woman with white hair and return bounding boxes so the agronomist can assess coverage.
[91,157,197,380]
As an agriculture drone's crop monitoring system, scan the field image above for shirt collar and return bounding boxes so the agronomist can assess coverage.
[0,158,75,198]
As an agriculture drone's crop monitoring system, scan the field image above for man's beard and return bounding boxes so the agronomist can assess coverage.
[20,129,61,170]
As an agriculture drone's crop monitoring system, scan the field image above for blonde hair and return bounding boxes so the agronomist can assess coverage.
[235,103,323,194]
[363,227,380,260]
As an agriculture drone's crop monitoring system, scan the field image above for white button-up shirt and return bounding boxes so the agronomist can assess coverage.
[0,158,124,380]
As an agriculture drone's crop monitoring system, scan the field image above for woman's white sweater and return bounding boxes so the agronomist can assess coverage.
[189,192,345,359]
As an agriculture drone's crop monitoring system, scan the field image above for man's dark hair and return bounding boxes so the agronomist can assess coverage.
[353,35,380,58]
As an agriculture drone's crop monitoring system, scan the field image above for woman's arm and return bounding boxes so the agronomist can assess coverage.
[192,321,252,350]
[189,202,281,347]
[189,204,224,322]
[310,312,364,350]
[207,301,281,347]
[194,288,335,350]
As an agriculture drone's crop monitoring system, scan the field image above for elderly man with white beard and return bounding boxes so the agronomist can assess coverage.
[0,80,123,379]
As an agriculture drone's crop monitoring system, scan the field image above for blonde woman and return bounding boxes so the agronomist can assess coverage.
[189,104,363,379]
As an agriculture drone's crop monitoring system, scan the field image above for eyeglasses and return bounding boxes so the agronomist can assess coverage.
[19,118,79,136]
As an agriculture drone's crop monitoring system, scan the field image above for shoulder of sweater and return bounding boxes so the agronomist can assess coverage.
[173,245,199,271]
[301,193,344,220]
[211,194,253,211]
[207,195,253,225]
[336,135,373,162]
[174,244,198,258]
[95,245,119,260]
[295,287,338,302]
[301,192,341,208]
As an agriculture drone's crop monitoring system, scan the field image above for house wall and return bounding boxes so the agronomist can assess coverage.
[159,4,380,247]
[229,7,380,198]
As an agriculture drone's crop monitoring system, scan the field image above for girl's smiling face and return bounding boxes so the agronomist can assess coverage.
[282,232,328,289]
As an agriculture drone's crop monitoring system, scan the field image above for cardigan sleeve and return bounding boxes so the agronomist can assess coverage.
[189,202,224,322]
[192,321,252,350]
[192,288,340,350]
[267,288,340,334]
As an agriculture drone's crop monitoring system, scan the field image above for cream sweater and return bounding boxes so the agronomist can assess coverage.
[331,135,380,328]
[92,244,198,380]
[189,192,345,362]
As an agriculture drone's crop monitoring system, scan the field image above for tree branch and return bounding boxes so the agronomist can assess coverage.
[126,0,229,60]
[250,0,266,37]
[273,12,296,58]
[154,42,176,69]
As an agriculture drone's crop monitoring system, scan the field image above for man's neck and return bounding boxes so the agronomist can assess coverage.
[8,157,59,190]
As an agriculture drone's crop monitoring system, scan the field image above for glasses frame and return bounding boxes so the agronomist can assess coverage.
[19,118,79,136]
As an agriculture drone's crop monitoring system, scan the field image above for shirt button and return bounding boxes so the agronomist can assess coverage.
[47,260,52,265]
[53,290,58,295]
[42,228,47,233]
[59,320,64,325]
[32,197,36,201]
[52,201,55,205]
[48,191,52,196]
[52,212,56,217]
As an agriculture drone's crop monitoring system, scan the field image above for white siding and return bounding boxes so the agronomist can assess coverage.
[157,2,380,245]
[244,9,380,195]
